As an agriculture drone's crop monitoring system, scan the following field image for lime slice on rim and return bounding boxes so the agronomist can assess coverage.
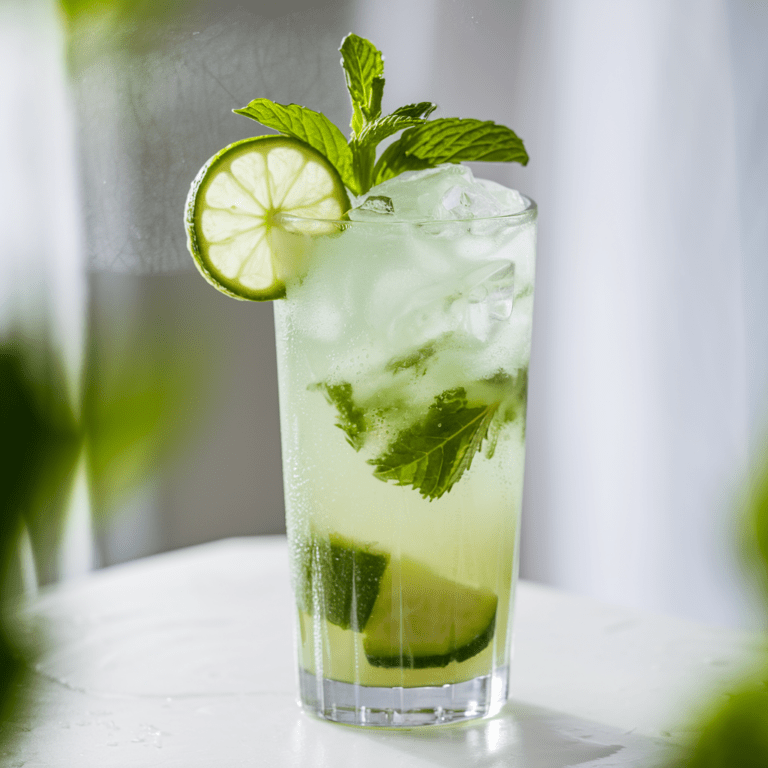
[185,135,350,301]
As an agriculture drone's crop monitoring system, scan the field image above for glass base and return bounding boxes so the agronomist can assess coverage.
[298,665,509,727]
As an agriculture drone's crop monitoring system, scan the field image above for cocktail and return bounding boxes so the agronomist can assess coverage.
[185,34,536,727]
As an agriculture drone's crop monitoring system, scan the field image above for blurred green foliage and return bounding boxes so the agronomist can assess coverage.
[0,329,197,748]
[57,0,196,68]
[81,328,197,523]
[681,686,768,768]
[0,343,80,738]
[743,449,768,602]
[58,0,188,25]
[668,449,768,767]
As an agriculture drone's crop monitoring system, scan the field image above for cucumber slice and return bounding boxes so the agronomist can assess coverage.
[363,557,497,669]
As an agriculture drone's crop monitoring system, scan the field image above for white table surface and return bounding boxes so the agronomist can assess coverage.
[4,536,759,767]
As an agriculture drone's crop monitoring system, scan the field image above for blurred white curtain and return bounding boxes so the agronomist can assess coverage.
[0,0,93,579]
[516,0,768,628]
[358,0,767,627]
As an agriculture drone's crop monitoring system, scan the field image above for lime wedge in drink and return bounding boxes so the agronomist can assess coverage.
[185,136,349,301]
[295,533,389,632]
[363,557,497,669]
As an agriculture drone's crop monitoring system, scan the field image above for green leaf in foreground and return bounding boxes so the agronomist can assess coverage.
[666,684,768,768]
[233,99,355,191]
[310,381,367,450]
[374,118,529,185]
[369,388,499,500]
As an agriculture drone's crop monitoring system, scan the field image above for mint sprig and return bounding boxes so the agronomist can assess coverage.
[369,388,499,500]
[233,33,528,198]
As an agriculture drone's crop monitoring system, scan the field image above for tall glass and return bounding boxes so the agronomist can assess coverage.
[273,199,537,727]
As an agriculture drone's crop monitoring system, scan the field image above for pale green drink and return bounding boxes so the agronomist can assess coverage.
[273,165,537,725]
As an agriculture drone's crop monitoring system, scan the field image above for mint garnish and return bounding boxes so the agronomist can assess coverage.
[373,118,529,186]
[233,33,527,198]
[309,381,367,450]
[369,388,499,500]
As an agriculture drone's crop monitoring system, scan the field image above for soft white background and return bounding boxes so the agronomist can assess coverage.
[1,0,766,628]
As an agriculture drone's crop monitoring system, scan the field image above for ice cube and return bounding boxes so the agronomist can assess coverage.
[382,259,516,346]
[457,260,516,340]
[439,182,502,220]
[349,164,525,223]
[477,179,527,215]
[441,185,472,214]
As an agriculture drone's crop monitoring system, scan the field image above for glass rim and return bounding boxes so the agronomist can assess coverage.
[278,193,537,227]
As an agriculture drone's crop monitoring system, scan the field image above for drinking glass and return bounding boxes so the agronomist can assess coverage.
[273,200,537,726]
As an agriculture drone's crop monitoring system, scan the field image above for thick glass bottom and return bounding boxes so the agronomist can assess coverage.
[298,665,509,727]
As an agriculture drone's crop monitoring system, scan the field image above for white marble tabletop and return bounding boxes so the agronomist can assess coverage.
[4,536,759,767]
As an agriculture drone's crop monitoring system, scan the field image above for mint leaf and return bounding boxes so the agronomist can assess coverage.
[310,381,367,450]
[504,366,528,425]
[356,103,437,149]
[229,36,530,200]
[372,140,434,183]
[484,366,528,425]
[388,102,437,120]
[374,118,529,185]
[339,33,385,136]
[369,388,499,500]
[384,339,438,375]
[481,367,529,459]
[234,99,355,190]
